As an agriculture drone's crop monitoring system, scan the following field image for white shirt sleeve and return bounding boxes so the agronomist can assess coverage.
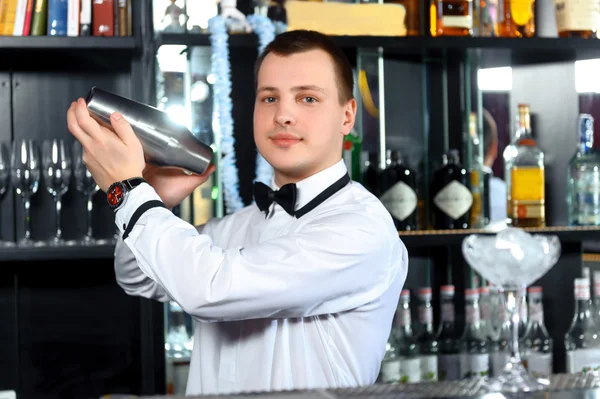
[115,183,403,322]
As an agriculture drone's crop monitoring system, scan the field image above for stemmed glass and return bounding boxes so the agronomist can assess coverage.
[42,139,73,246]
[462,228,561,393]
[0,143,15,247]
[72,141,100,245]
[11,139,43,247]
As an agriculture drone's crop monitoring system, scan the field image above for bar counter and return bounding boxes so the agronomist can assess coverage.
[140,374,600,399]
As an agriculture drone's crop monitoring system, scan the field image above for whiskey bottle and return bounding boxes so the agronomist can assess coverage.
[431,0,473,37]
[431,149,473,229]
[496,0,535,37]
[387,0,421,36]
[503,104,546,228]
[380,150,418,231]
[567,114,600,226]
[554,0,600,38]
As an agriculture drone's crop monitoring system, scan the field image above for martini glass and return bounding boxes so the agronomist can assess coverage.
[462,227,561,393]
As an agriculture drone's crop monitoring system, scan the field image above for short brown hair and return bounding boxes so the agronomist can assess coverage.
[254,30,354,105]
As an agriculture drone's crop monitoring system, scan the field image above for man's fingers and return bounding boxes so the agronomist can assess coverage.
[74,98,104,142]
[109,112,138,146]
[67,102,92,148]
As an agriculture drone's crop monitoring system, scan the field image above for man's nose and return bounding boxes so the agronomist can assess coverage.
[274,104,296,126]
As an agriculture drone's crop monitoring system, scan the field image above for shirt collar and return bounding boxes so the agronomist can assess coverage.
[272,159,349,211]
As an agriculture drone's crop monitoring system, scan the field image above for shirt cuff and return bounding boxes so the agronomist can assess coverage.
[115,182,164,235]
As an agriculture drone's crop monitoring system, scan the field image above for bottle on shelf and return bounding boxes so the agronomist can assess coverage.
[521,286,553,379]
[468,112,485,228]
[567,114,600,226]
[430,0,474,37]
[395,289,421,383]
[554,0,600,38]
[380,149,418,231]
[362,151,381,196]
[565,278,600,374]
[416,287,439,382]
[387,0,421,36]
[436,285,460,381]
[489,298,510,377]
[430,149,473,229]
[518,287,529,340]
[458,288,490,379]
[503,104,546,228]
[380,338,401,383]
[343,130,363,184]
[495,0,535,37]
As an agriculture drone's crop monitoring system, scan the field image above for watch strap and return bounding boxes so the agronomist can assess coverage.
[122,200,166,240]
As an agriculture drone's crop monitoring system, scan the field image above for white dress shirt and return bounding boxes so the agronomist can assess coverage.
[113,159,408,395]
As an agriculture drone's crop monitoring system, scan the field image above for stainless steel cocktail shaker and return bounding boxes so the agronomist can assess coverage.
[85,87,213,175]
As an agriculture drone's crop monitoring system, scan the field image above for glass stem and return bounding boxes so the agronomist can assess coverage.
[507,289,522,363]
[55,195,62,240]
[86,194,94,239]
[23,197,31,240]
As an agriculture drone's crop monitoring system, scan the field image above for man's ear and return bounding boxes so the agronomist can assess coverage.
[341,98,357,136]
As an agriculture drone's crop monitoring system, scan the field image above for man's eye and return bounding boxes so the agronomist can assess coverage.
[302,97,317,103]
[262,97,276,103]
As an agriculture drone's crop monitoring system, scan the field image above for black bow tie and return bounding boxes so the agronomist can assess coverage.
[253,173,352,219]
[253,181,297,217]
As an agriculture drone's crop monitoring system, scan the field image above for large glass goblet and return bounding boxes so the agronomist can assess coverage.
[462,227,561,393]
[42,139,73,246]
[72,141,100,245]
[11,139,43,247]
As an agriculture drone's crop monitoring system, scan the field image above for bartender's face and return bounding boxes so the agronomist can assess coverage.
[254,49,356,185]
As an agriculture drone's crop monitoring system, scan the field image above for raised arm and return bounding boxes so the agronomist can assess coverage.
[117,183,407,322]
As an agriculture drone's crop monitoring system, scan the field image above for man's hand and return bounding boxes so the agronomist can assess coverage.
[67,98,145,192]
[143,163,216,209]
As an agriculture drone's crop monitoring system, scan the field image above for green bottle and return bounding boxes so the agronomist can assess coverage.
[343,130,362,183]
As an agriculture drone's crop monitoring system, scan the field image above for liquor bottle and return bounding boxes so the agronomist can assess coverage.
[387,0,421,36]
[394,290,421,383]
[362,152,381,196]
[436,285,460,381]
[518,287,529,340]
[495,0,535,37]
[430,0,474,36]
[458,289,490,379]
[431,149,473,229]
[554,0,600,38]
[343,130,362,183]
[521,286,553,379]
[478,286,495,341]
[489,303,510,377]
[416,288,439,382]
[380,339,401,383]
[469,113,485,228]
[503,104,546,228]
[380,150,418,231]
[565,278,600,374]
[567,114,600,226]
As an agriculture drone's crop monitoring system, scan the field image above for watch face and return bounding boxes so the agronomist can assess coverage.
[107,182,126,208]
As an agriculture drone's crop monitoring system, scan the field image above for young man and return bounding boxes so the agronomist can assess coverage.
[66,30,408,395]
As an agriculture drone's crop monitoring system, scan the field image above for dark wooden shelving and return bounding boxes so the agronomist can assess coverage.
[156,32,600,67]
[399,225,600,248]
[0,242,115,262]
[0,36,136,50]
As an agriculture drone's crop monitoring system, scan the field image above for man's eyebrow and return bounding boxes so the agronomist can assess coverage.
[256,85,326,93]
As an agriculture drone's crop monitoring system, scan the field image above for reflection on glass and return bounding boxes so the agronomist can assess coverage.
[0,142,15,247]
[73,141,102,245]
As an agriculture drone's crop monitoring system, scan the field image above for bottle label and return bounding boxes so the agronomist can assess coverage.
[529,303,544,323]
[567,349,600,374]
[397,308,411,327]
[441,15,473,29]
[434,180,473,220]
[575,172,600,225]
[490,351,509,377]
[419,305,433,325]
[466,304,480,324]
[511,166,545,219]
[438,354,460,381]
[510,0,534,26]
[555,0,600,32]
[480,301,491,320]
[400,357,421,383]
[460,353,489,379]
[380,359,401,384]
[380,181,417,222]
[442,303,455,322]
[420,354,438,382]
[528,352,552,378]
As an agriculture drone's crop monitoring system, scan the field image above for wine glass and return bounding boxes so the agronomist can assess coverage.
[42,139,73,246]
[0,142,15,247]
[11,139,43,247]
[462,228,561,393]
[72,141,100,245]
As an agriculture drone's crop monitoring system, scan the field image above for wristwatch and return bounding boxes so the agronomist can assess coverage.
[107,177,146,212]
